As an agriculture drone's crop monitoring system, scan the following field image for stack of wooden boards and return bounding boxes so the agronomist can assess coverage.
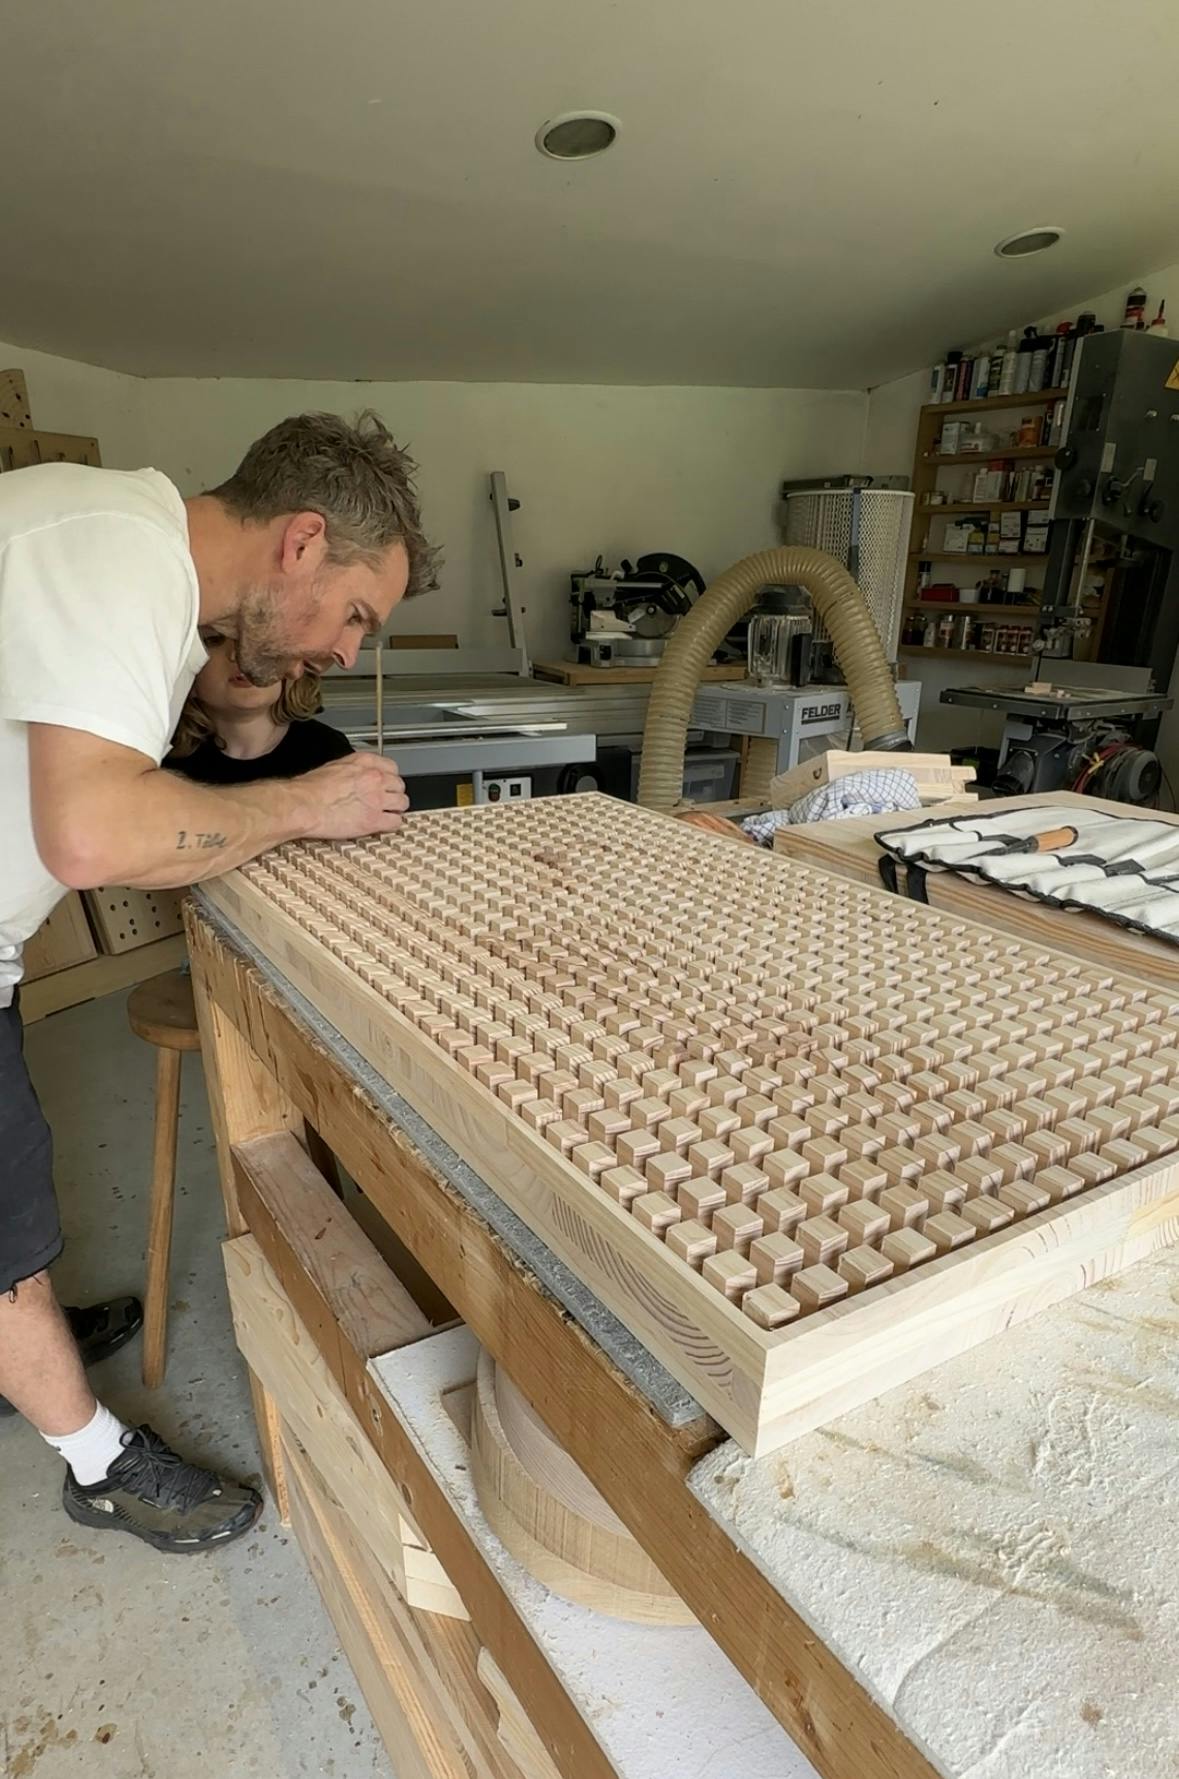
[205,794,1179,1456]
[769,748,977,811]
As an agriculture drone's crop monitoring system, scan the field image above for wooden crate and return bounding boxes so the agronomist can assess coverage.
[203,795,1179,1456]
[85,885,185,953]
[21,893,97,982]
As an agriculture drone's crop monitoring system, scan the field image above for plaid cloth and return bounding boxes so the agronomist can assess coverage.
[742,769,921,845]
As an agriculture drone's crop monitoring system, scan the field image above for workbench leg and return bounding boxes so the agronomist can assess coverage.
[191,968,302,1521]
[142,1046,181,1389]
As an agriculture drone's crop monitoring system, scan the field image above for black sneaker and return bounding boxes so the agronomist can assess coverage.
[62,1425,262,1553]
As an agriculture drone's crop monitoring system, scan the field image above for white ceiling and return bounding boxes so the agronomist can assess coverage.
[4,0,1179,389]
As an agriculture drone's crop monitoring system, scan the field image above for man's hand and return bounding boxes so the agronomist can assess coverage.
[299,753,411,840]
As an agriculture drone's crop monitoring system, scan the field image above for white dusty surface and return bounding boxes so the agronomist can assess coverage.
[691,1250,1179,1779]
[371,1326,818,1779]
[1,991,389,1778]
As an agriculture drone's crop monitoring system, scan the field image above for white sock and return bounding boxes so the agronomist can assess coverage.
[42,1402,129,1486]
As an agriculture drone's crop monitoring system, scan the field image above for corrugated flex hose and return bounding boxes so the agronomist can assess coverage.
[636,546,909,811]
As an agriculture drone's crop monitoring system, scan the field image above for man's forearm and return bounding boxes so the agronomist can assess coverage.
[29,726,406,891]
[110,770,315,887]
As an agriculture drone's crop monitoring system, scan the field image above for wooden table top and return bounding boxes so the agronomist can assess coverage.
[774,790,1179,986]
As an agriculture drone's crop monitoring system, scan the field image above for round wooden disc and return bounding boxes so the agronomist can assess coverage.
[471,1351,691,1626]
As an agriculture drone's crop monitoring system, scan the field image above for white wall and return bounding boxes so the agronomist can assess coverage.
[0,335,147,468]
[138,378,867,662]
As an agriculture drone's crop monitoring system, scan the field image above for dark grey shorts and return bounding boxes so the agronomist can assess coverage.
[0,996,63,1294]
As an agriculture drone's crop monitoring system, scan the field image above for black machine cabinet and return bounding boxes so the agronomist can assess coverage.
[1046,330,1179,685]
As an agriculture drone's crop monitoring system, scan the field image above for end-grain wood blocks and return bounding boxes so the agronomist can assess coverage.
[204,795,1179,1455]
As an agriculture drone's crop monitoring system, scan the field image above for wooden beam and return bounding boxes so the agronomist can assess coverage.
[191,942,306,1519]
[232,1131,433,1397]
[285,1446,464,1779]
[187,905,941,1779]
[224,1234,465,1620]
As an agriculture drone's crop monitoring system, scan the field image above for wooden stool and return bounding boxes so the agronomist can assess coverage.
[127,968,201,1388]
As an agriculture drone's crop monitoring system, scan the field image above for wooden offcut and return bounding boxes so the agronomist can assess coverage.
[470,1349,691,1626]
[769,748,976,811]
[203,794,1179,1455]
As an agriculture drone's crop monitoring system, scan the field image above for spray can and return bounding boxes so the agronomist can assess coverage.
[1048,322,1071,387]
[943,350,963,402]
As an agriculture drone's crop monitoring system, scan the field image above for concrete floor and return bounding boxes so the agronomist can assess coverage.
[0,990,391,1778]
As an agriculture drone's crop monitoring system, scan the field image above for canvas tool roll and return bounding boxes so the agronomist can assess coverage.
[876,803,1179,945]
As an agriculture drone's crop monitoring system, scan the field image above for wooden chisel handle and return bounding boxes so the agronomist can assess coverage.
[999,824,1078,855]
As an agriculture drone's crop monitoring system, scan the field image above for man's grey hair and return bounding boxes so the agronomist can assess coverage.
[208,409,439,597]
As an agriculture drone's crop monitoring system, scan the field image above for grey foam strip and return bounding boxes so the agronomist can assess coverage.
[192,890,702,1428]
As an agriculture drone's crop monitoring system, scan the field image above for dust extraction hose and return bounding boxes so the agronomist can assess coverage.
[636,546,909,810]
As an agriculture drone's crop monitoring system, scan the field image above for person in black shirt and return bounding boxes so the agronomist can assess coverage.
[166,637,352,783]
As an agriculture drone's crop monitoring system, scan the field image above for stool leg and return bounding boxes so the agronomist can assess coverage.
[143,1046,182,1389]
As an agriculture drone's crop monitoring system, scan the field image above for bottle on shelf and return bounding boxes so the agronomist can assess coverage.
[1150,300,1169,337]
[943,350,963,402]
[1122,286,1148,330]
[1029,333,1049,391]
[1013,326,1038,394]
[998,330,1019,396]
[972,350,990,399]
[1047,321,1071,387]
[987,342,1005,393]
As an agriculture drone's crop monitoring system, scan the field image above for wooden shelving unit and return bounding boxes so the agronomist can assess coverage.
[903,601,1039,619]
[906,551,1048,567]
[922,445,1056,467]
[918,499,1049,515]
[930,386,1066,417]
[899,645,1032,664]
[904,385,1067,656]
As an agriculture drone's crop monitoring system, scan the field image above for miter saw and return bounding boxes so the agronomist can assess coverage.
[569,553,706,667]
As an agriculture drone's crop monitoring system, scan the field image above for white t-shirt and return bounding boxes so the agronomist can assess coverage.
[0,463,206,1003]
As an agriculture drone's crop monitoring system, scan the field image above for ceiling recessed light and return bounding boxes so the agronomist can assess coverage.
[535,111,620,161]
[994,226,1065,259]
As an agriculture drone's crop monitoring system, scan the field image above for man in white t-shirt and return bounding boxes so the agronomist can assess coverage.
[0,409,434,1551]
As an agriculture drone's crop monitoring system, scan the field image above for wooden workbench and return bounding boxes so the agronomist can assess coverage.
[186,893,944,1779]
[774,790,1179,987]
[186,823,1179,1779]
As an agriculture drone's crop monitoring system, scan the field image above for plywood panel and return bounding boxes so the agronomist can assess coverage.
[21,893,97,981]
[204,795,1179,1454]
